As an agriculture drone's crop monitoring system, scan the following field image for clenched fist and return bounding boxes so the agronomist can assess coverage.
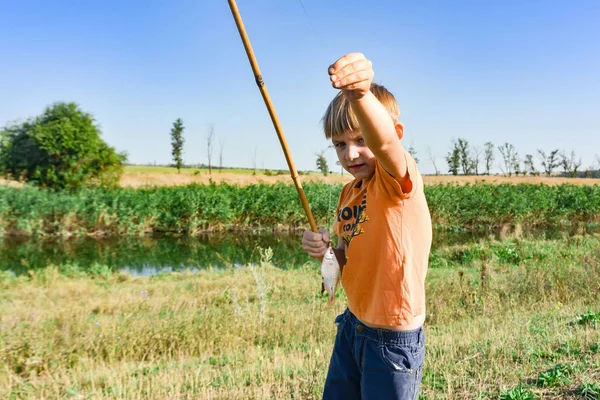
[302,228,330,259]
[328,52,374,101]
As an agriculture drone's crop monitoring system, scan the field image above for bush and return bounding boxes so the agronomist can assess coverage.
[0,102,126,190]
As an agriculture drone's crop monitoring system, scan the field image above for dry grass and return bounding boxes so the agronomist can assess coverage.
[0,178,23,188]
[119,170,600,188]
[423,174,600,187]
[120,170,350,188]
[4,169,600,188]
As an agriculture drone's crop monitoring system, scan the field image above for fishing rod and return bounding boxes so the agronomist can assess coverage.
[227,0,318,233]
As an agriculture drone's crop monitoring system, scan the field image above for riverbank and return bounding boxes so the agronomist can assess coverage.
[1,236,599,398]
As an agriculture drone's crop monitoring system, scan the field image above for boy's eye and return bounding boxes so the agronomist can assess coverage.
[357,138,365,144]
[334,142,345,148]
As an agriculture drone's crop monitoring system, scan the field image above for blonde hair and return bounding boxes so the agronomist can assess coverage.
[322,83,400,139]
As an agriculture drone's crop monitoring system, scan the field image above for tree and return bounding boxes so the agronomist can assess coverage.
[523,154,538,176]
[426,147,439,175]
[457,138,472,175]
[537,149,560,177]
[471,146,482,176]
[219,139,225,173]
[446,141,460,176]
[170,118,185,173]
[207,124,215,175]
[510,151,521,176]
[407,144,419,164]
[0,102,126,190]
[316,150,329,176]
[594,155,600,178]
[560,150,582,178]
[484,142,495,175]
[498,143,517,177]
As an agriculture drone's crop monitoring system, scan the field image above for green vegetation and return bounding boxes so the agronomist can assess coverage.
[1,236,599,398]
[170,118,185,173]
[499,384,536,400]
[579,382,600,399]
[1,182,600,237]
[0,102,126,190]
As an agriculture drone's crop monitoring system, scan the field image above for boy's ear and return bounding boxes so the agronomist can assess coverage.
[395,122,404,141]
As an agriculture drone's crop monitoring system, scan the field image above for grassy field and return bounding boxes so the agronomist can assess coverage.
[1,237,599,399]
[3,166,600,188]
[124,166,278,176]
[120,166,337,188]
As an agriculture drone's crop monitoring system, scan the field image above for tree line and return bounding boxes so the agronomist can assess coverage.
[2,103,598,191]
[314,139,599,178]
[430,139,599,178]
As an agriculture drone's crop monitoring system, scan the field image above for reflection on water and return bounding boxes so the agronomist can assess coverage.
[1,223,597,276]
[0,233,308,276]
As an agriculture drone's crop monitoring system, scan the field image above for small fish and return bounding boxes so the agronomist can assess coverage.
[321,246,341,305]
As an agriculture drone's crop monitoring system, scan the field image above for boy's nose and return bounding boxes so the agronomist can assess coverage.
[345,145,359,161]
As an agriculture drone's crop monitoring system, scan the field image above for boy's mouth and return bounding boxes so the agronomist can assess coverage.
[348,163,365,171]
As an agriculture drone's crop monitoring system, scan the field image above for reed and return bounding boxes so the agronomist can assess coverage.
[1,183,600,237]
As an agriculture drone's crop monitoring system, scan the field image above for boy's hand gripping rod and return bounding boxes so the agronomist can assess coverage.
[227,0,318,233]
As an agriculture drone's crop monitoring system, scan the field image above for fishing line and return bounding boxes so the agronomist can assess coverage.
[295,0,337,236]
[296,0,317,36]
[327,178,333,231]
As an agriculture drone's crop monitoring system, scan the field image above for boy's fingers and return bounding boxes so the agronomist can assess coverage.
[332,70,374,89]
[329,52,366,75]
[303,236,323,247]
[302,238,319,249]
[330,59,372,82]
[302,240,327,258]
[302,234,326,249]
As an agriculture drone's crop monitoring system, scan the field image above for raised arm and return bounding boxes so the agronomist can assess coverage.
[328,53,410,190]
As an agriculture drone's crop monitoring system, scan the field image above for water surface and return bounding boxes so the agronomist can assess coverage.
[1,224,595,276]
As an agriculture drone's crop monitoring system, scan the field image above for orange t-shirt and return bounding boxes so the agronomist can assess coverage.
[333,151,432,327]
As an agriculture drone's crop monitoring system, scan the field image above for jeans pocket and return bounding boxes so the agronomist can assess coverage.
[334,312,345,328]
[379,343,421,373]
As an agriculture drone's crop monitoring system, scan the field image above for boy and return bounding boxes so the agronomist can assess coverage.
[302,53,432,399]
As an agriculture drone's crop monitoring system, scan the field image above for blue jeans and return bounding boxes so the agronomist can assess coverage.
[323,308,425,400]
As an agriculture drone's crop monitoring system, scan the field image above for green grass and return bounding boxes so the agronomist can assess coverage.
[1,237,599,399]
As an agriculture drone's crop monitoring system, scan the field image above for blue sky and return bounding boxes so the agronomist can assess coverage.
[1,0,599,175]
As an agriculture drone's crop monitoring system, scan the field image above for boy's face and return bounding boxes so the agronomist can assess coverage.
[332,131,376,180]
